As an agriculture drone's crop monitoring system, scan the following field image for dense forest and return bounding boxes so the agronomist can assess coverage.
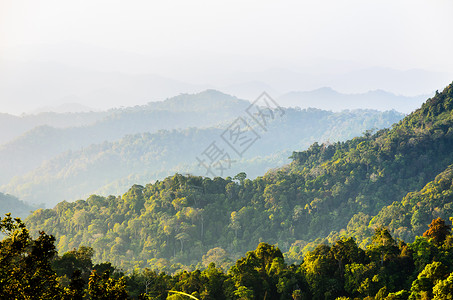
[4,213,453,299]
[22,83,453,274]
[0,90,402,206]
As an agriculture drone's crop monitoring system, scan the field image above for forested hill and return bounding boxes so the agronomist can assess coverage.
[25,82,453,272]
[369,163,453,243]
[286,83,453,235]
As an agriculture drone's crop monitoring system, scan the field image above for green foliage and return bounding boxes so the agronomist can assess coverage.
[53,245,94,283]
[13,82,453,299]
[0,213,130,299]
[433,273,453,300]
[22,83,453,274]
[88,270,128,300]
[0,213,62,298]
[8,213,453,299]
[371,164,453,242]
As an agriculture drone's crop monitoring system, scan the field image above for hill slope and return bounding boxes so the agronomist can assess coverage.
[0,111,108,145]
[0,192,35,219]
[369,164,453,242]
[0,90,250,186]
[24,82,453,270]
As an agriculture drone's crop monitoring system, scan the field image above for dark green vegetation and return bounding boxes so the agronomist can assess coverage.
[370,164,453,242]
[4,213,453,299]
[0,90,402,206]
[0,214,128,299]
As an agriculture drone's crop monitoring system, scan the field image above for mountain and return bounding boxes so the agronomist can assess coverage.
[3,108,402,206]
[0,111,109,145]
[24,81,453,272]
[3,49,451,115]
[279,87,429,113]
[0,192,35,219]
[223,66,452,97]
[0,90,250,186]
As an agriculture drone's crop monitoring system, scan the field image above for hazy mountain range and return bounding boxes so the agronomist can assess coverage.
[0,59,443,114]
[278,87,428,113]
[2,43,451,114]
[0,90,404,208]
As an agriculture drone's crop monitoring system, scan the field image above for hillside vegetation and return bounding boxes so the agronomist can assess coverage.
[6,213,453,299]
[24,83,453,274]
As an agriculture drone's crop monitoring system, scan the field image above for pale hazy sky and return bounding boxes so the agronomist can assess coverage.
[1,0,453,113]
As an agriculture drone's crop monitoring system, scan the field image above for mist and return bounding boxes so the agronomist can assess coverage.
[1,0,453,113]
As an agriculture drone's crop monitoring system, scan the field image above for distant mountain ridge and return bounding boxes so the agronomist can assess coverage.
[0,192,35,219]
[0,86,421,148]
[0,111,109,145]
[3,49,450,114]
[0,90,251,186]
[279,87,429,113]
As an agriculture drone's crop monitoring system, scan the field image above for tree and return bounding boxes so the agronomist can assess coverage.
[229,211,241,239]
[0,213,64,299]
[200,263,229,300]
[53,245,94,284]
[302,244,342,299]
[234,286,254,300]
[331,237,365,274]
[234,172,247,185]
[409,261,448,300]
[367,227,398,266]
[202,247,231,270]
[176,232,190,253]
[230,243,284,300]
[423,218,451,245]
[433,272,453,300]
[88,270,128,300]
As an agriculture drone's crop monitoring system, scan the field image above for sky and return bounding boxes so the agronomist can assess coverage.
[1,0,453,114]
